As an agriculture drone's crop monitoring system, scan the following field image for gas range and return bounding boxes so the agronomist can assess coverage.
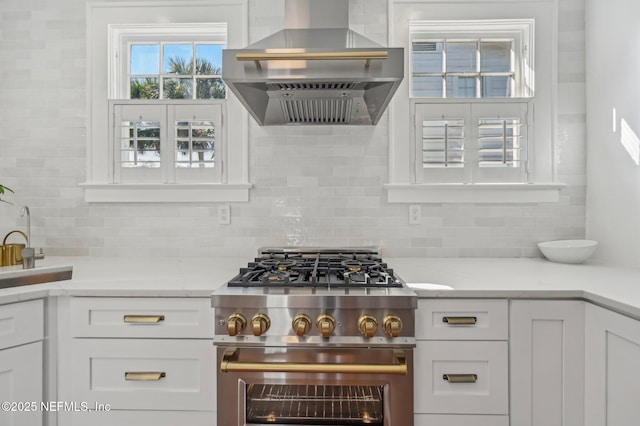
[211,247,417,348]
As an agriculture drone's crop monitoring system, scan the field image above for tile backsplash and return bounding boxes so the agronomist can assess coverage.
[0,0,586,258]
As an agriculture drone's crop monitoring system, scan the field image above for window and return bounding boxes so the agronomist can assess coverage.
[128,41,226,100]
[388,3,562,203]
[107,24,226,185]
[412,39,517,98]
[85,2,250,203]
[410,20,533,185]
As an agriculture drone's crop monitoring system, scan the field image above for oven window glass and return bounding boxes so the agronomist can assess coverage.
[246,384,384,425]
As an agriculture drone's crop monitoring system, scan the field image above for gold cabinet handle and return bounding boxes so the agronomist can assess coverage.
[442,316,477,325]
[221,348,407,375]
[443,374,478,383]
[125,372,166,381]
[123,315,165,324]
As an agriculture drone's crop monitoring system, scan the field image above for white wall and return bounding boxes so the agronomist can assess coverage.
[585,0,640,267]
[0,0,586,258]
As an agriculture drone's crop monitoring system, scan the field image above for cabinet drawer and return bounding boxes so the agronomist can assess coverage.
[71,339,215,411]
[415,414,509,426]
[415,341,508,415]
[416,299,508,340]
[0,299,43,350]
[67,410,215,426]
[70,297,214,338]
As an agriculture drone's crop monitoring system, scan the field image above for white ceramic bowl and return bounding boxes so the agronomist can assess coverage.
[537,239,598,264]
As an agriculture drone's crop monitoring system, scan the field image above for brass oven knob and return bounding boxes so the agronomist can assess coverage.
[251,313,271,336]
[316,314,336,338]
[292,314,313,337]
[383,315,403,337]
[226,313,247,336]
[358,315,378,338]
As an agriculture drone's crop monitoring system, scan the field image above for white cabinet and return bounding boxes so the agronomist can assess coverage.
[0,300,44,426]
[415,299,509,426]
[61,297,215,426]
[510,300,585,426]
[585,303,640,426]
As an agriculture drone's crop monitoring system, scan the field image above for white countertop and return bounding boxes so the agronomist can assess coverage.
[2,256,640,319]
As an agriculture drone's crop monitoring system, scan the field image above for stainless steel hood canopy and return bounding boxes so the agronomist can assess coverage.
[222,0,404,126]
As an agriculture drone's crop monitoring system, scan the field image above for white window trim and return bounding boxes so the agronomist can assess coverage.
[84,1,251,203]
[387,0,563,204]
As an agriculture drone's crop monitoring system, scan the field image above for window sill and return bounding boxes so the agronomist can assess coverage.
[80,183,252,203]
[384,183,565,204]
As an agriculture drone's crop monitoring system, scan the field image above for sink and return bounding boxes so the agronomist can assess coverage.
[0,266,72,290]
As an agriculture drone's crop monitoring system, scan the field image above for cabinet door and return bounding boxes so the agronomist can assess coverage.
[510,300,584,426]
[0,342,43,426]
[585,303,640,426]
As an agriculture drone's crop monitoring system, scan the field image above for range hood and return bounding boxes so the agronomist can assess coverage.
[222,0,404,126]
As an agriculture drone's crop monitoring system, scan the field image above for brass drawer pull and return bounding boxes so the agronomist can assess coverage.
[221,348,407,375]
[125,372,166,381]
[123,315,165,324]
[442,316,477,325]
[443,374,478,383]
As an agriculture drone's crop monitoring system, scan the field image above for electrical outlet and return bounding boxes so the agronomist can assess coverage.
[409,205,421,225]
[218,205,231,225]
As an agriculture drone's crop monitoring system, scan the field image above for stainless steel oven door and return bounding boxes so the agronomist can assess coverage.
[216,346,413,426]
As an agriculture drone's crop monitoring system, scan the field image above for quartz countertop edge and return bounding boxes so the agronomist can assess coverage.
[1,256,640,320]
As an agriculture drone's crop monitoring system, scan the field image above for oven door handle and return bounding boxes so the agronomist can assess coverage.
[220,348,408,375]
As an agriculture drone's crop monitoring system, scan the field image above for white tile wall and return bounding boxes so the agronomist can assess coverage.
[0,0,586,258]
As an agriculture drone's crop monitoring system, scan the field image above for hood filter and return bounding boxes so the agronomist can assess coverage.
[281,98,353,124]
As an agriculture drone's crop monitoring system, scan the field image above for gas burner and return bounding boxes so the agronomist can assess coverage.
[261,270,291,285]
[257,259,297,271]
[341,259,379,272]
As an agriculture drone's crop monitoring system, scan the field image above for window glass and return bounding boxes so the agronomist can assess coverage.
[163,44,193,74]
[446,41,476,72]
[196,44,224,71]
[130,44,159,75]
[129,42,225,100]
[480,41,511,72]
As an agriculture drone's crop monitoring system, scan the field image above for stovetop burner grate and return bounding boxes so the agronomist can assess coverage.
[227,250,403,288]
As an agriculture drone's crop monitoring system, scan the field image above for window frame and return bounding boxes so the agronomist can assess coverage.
[387,2,563,204]
[83,1,251,203]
